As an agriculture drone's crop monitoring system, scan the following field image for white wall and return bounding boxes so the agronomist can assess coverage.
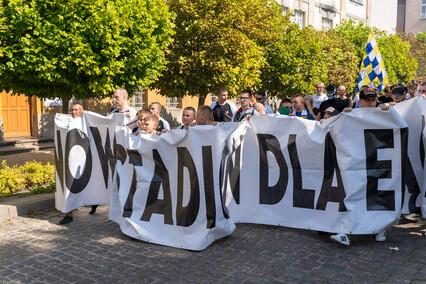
[370,0,398,34]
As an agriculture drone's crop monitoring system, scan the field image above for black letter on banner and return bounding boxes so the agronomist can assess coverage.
[65,128,92,193]
[257,134,288,204]
[364,129,394,211]
[218,137,242,219]
[316,133,347,211]
[202,146,216,229]
[288,135,315,209]
[54,130,65,192]
[176,147,200,227]
[122,150,142,218]
[90,127,116,188]
[141,149,173,224]
[219,138,241,205]
[399,128,410,210]
[114,135,128,192]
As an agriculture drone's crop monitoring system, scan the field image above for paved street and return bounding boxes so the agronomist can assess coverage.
[0,205,424,283]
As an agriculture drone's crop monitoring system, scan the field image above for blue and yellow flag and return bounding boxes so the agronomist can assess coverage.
[356,32,389,93]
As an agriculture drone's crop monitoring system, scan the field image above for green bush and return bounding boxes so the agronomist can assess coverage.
[0,160,55,198]
[0,161,26,198]
[21,161,55,188]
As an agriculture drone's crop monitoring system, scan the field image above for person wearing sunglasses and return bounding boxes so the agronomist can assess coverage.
[255,91,273,114]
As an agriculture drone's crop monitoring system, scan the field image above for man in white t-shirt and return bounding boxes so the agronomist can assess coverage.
[111,88,137,124]
[210,87,237,122]
[312,82,328,116]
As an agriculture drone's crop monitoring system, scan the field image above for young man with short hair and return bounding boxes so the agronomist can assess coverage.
[255,91,273,114]
[312,82,328,115]
[279,98,293,115]
[210,87,237,122]
[149,102,170,131]
[391,87,406,104]
[196,105,217,126]
[232,90,258,122]
[178,107,196,129]
[111,88,137,124]
[132,109,150,134]
[291,94,315,120]
[143,115,160,134]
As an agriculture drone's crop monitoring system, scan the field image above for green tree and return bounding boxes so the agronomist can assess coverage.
[335,20,417,85]
[0,0,173,112]
[321,30,359,92]
[260,24,326,97]
[397,30,426,81]
[261,24,359,98]
[153,0,287,106]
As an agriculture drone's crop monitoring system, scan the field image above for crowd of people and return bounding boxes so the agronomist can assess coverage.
[61,83,426,246]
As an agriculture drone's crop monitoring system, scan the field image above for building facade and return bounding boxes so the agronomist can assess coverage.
[397,0,426,34]
[278,0,398,34]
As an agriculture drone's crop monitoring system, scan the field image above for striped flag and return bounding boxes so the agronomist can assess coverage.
[356,31,389,93]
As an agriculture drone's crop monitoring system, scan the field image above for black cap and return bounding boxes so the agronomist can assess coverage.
[326,85,335,92]
[392,87,404,96]
[360,88,377,100]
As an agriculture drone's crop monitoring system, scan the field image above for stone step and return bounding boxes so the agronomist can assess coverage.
[0,142,55,156]
[0,137,54,156]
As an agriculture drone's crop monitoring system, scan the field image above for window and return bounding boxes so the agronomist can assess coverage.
[281,5,288,15]
[294,11,305,28]
[322,18,332,30]
[210,93,218,105]
[130,87,145,109]
[350,0,363,5]
[166,97,179,109]
[422,0,426,19]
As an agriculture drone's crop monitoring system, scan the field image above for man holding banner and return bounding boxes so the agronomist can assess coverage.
[59,103,84,225]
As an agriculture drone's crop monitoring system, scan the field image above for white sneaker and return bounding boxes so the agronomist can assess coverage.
[375,230,386,242]
[330,233,350,246]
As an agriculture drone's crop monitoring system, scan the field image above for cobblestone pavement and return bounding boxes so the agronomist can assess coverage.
[0,207,425,283]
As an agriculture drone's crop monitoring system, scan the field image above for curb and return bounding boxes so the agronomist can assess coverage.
[0,193,55,222]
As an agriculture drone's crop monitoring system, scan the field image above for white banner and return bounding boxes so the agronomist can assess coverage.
[55,106,418,250]
[226,109,407,234]
[54,112,116,213]
[393,98,426,218]
[109,122,248,251]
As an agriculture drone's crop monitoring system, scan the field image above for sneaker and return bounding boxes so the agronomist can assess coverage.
[89,205,98,215]
[330,233,350,246]
[375,230,386,242]
[59,215,73,225]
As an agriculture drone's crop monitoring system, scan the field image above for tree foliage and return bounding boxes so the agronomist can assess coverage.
[335,20,417,85]
[153,0,287,105]
[0,0,173,101]
[260,24,326,97]
[397,30,426,80]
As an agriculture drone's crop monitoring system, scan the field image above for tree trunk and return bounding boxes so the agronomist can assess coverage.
[198,93,207,107]
[61,96,71,114]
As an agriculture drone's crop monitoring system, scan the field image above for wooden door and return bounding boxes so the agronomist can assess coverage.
[1,92,31,138]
